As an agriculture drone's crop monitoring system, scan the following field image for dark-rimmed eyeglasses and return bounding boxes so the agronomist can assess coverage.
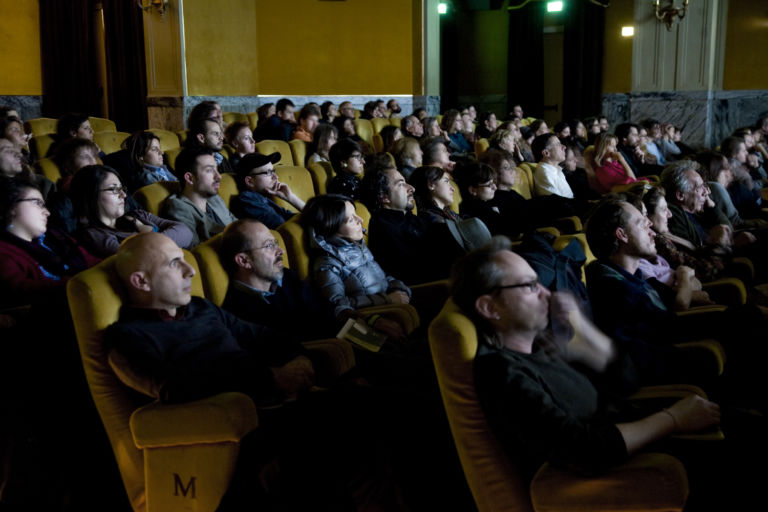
[100,185,128,196]
[15,198,47,208]
[490,279,540,294]
[249,169,277,178]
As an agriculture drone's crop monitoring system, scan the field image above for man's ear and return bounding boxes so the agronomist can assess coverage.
[196,133,205,145]
[183,171,196,187]
[234,252,251,270]
[675,189,685,203]
[468,186,479,198]
[475,294,499,321]
[380,192,392,207]
[615,226,629,244]
[128,271,150,293]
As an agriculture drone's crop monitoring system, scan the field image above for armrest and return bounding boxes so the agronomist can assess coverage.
[675,305,728,317]
[357,303,420,335]
[674,339,726,376]
[701,277,747,305]
[536,226,560,237]
[303,338,356,383]
[131,392,258,449]
[550,216,583,234]
[531,453,689,512]
[731,256,754,281]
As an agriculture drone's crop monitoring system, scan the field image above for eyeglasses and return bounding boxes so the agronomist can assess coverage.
[253,240,280,251]
[490,279,540,294]
[477,180,496,188]
[249,169,277,178]
[15,197,47,208]
[100,185,128,195]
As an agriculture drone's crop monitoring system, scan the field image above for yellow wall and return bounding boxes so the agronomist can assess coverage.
[602,0,633,93]
[182,0,418,96]
[183,0,260,95]
[722,0,768,90]
[0,0,42,95]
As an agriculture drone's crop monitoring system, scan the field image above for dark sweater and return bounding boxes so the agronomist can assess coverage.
[474,339,626,477]
[106,297,305,404]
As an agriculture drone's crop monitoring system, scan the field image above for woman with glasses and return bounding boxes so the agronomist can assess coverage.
[0,178,99,308]
[454,161,529,239]
[70,165,192,257]
[327,138,365,200]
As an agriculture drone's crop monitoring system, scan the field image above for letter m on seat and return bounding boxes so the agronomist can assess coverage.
[174,474,197,498]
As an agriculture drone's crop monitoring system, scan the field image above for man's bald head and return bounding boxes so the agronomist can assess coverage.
[115,232,196,314]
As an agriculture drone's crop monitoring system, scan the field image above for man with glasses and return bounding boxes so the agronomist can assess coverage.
[219,219,337,340]
[230,152,305,229]
[162,147,237,246]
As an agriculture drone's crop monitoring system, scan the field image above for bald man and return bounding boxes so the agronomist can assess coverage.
[107,232,314,404]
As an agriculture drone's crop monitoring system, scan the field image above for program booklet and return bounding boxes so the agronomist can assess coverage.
[337,318,388,352]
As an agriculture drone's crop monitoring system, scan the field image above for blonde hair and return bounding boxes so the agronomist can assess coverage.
[594,132,618,167]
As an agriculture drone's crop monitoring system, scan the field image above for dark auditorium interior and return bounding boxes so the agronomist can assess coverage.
[2,0,768,511]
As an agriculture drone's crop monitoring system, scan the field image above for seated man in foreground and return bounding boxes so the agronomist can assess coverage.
[451,236,718,479]
[107,231,312,405]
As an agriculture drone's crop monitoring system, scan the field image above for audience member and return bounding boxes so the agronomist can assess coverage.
[306,123,337,166]
[391,137,422,179]
[441,109,471,154]
[319,101,337,124]
[593,132,642,194]
[400,115,424,139]
[187,118,232,174]
[531,133,574,198]
[327,138,364,199]
[421,138,455,172]
[292,104,320,143]
[616,123,662,177]
[261,98,296,142]
[224,121,256,170]
[162,147,237,246]
[70,165,192,256]
[186,100,223,129]
[119,131,176,190]
[378,125,402,154]
[230,152,303,229]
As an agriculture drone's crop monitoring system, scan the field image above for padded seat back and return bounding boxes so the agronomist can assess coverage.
[95,131,131,155]
[176,130,188,145]
[30,134,55,161]
[66,251,204,512]
[307,160,335,195]
[255,140,293,166]
[372,133,384,153]
[223,112,248,125]
[89,116,117,132]
[274,166,315,212]
[193,230,288,307]
[389,117,402,128]
[371,117,390,135]
[247,112,258,131]
[428,299,531,512]
[276,216,311,280]
[514,163,536,200]
[25,117,57,137]
[148,128,181,152]
[218,173,239,209]
[353,119,374,147]
[288,139,307,168]
[165,147,183,171]
[35,157,62,184]
[133,181,181,215]
[475,138,490,159]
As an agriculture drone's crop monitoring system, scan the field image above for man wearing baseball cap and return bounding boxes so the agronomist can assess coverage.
[230,152,305,229]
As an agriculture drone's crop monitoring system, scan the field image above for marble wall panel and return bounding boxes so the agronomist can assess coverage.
[629,91,711,148]
[0,96,42,121]
[602,93,631,128]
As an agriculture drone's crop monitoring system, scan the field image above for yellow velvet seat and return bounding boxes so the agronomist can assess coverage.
[30,134,55,161]
[307,160,335,195]
[34,157,63,184]
[288,139,307,168]
[217,173,239,209]
[89,116,117,132]
[273,166,315,213]
[24,117,57,137]
[67,251,258,512]
[148,128,181,152]
[247,112,258,131]
[222,112,248,125]
[254,139,293,166]
[370,117,390,135]
[94,131,131,155]
[475,138,489,159]
[353,118,374,147]
[164,147,183,170]
[428,299,690,512]
[133,181,181,216]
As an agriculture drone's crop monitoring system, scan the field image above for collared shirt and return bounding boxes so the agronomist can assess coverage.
[533,162,574,198]
[231,278,283,304]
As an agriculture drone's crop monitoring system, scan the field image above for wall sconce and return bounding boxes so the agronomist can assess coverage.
[654,0,689,31]
[138,0,169,17]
